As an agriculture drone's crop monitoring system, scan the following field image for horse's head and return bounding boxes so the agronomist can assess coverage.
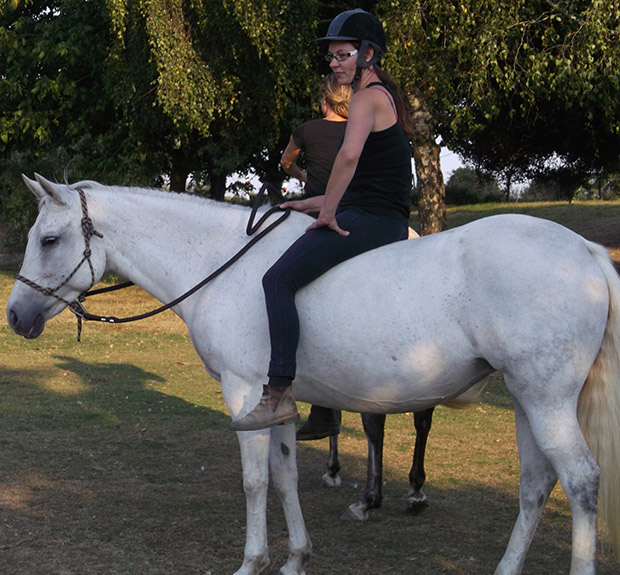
[6,174,107,338]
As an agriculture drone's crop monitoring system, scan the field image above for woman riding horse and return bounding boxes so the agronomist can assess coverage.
[231,9,415,431]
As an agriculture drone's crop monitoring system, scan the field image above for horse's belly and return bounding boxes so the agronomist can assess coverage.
[293,345,492,413]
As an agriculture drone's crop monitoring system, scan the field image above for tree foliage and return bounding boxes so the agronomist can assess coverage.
[406,0,620,180]
[0,0,121,175]
[1,0,620,233]
[1,0,320,196]
[445,168,502,205]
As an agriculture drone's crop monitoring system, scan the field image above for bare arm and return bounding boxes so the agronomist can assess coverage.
[281,195,324,214]
[280,136,307,185]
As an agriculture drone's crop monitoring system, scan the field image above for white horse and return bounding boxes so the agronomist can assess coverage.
[6,175,620,575]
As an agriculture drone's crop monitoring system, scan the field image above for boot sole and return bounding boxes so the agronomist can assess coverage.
[230,412,300,432]
[296,429,340,441]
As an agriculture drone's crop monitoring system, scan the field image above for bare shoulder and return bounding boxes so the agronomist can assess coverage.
[348,88,380,117]
[352,85,396,129]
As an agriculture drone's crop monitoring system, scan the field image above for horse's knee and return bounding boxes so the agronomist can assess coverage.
[243,472,269,499]
[271,467,298,496]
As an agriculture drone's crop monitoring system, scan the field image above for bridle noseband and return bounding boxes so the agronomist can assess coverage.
[16,187,103,313]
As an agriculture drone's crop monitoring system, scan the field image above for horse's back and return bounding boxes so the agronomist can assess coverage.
[292,214,610,410]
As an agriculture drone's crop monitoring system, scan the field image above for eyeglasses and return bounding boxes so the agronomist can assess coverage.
[324,49,358,63]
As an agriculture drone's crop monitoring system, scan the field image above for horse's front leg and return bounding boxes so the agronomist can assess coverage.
[322,433,342,487]
[234,429,272,575]
[269,424,312,575]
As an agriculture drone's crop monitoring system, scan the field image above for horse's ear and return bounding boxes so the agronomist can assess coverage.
[22,174,46,200]
[27,173,69,205]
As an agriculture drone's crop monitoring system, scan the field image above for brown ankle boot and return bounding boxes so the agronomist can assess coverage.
[296,405,341,441]
[229,385,300,431]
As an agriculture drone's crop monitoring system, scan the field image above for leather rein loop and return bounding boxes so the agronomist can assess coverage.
[18,182,290,341]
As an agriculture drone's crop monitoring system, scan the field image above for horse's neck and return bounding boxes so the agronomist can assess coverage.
[91,187,249,305]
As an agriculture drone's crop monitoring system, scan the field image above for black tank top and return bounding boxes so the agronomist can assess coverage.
[338,84,412,223]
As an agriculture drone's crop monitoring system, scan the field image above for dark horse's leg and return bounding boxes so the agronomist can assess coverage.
[341,408,435,520]
[321,412,343,487]
[408,407,434,511]
[341,413,385,520]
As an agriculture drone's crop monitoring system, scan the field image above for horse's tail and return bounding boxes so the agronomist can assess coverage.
[578,240,620,559]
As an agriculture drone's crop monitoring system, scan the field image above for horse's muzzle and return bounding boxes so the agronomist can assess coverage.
[6,305,46,339]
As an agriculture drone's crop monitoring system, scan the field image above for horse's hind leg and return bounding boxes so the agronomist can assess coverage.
[496,399,599,575]
[269,424,312,575]
[341,413,386,521]
[495,400,558,575]
[407,407,434,511]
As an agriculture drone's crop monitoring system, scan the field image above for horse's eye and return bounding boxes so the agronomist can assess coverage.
[41,236,58,247]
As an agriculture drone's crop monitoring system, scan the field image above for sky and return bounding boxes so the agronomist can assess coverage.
[439,147,465,182]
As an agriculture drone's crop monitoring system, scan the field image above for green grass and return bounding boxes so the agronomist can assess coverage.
[410,199,620,244]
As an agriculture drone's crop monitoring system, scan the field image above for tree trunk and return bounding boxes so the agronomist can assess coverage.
[170,150,189,193]
[410,95,446,236]
[209,173,227,201]
[504,171,513,202]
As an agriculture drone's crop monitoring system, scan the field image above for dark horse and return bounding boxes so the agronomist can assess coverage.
[311,408,435,520]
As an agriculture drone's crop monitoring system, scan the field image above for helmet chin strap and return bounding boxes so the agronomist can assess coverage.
[351,40,381,92]
[352,68,362,92]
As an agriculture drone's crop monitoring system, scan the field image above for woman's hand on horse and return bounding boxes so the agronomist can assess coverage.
[306,214,350,236]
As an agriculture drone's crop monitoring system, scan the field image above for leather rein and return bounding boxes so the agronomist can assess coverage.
[16,183,290,341]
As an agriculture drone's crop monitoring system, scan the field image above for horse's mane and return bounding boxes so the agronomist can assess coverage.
[72,179,276,214]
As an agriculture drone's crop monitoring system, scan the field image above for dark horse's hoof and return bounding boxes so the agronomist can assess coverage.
[407,489,429,515]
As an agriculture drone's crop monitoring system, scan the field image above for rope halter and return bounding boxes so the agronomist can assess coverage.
[16,187,103,338]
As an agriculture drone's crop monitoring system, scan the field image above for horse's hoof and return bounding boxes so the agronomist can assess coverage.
[278,545,312,575]
[233,554,270,575]
[407,489,430,515]
[321,471,342,487]
[340,501,369,521]
[279,564,307,575]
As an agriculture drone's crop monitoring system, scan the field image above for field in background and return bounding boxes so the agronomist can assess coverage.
[439,200,620,268]
[1,201,620,574]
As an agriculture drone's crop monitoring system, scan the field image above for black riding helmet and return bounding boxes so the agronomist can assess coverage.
[316,9,386,90]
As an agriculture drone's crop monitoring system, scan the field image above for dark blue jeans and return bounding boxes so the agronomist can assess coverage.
[263,208,408,383]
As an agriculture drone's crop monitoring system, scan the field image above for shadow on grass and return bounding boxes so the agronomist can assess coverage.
[0,354,241,574]
[0,318,616,575]
[0,362,618,575]
[0,356,231,431]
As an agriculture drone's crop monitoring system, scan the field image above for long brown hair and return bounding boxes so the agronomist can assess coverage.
[350,40,415,138]
[373,65,415,138]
